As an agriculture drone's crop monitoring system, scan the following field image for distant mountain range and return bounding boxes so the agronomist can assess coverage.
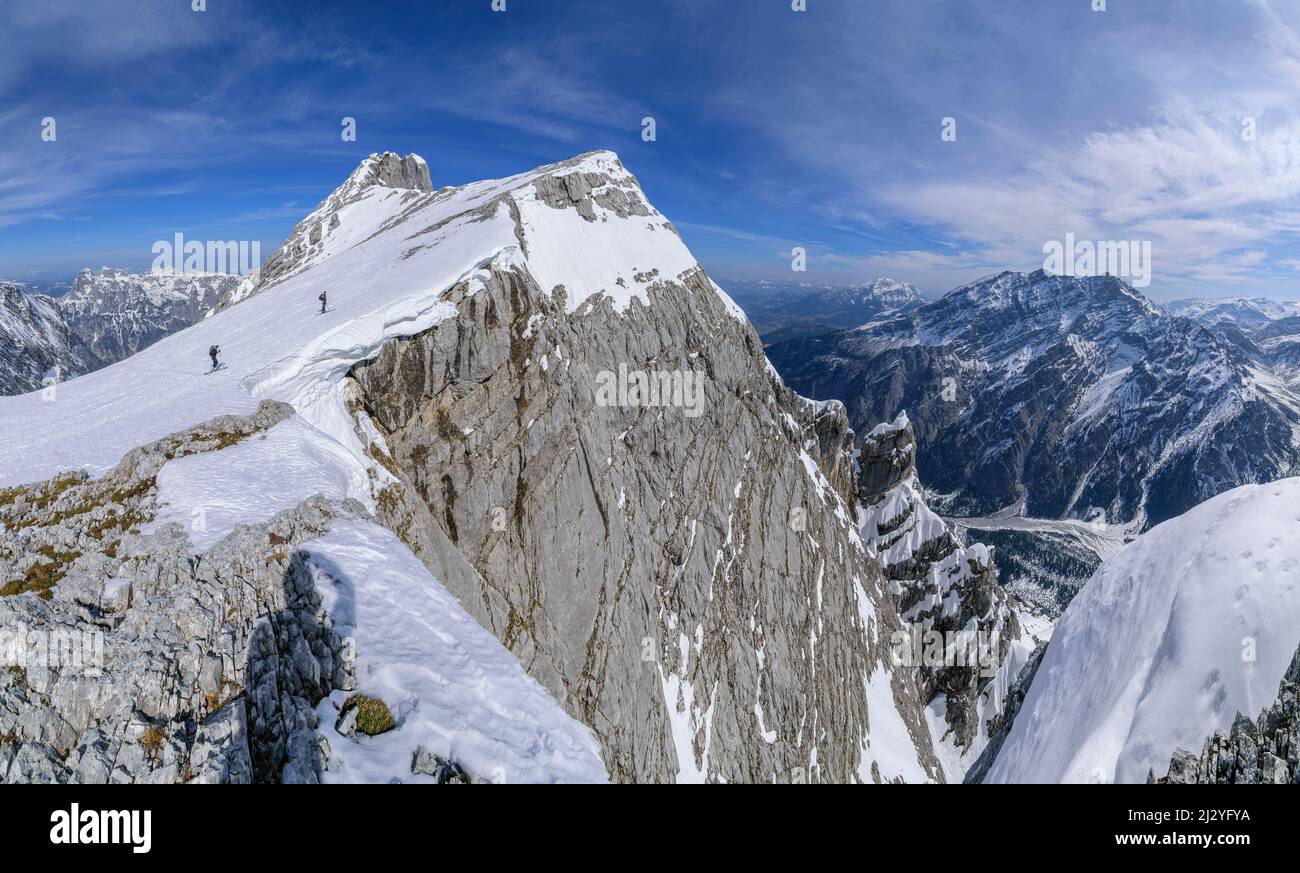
[0,268,242,394]
[1164,295,1300,329]
[719,277,924,344]
[767,270,1300,531]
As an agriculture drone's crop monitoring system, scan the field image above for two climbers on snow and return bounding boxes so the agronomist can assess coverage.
[207,292,324,371]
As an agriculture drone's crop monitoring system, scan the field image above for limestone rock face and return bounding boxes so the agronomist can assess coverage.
[349,259,942,783]
[361,152,433,194]
[0,404,350,784]
[807,399,858,508]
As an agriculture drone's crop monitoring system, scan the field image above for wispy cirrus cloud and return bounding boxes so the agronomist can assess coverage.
[6,0,1300,300]
[686,0,1300,297]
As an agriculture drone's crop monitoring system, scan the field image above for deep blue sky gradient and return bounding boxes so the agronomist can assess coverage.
[3,0,1300,299]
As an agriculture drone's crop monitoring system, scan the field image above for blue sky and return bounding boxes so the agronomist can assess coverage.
[4,0,1300,300]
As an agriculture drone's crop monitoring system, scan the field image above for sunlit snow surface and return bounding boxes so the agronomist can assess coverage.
[987,478,1300,783]
[307,519,607,784]
[0,150,724,490]
[148,418,368,551]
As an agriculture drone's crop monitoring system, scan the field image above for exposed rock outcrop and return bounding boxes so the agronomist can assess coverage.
[1150,644,1300,784]
[347,257,942,783]
[0,404,352,784]
[857,412,1040,778]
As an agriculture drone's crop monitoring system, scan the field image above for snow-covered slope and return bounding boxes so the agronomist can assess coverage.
[986,478,1300,784]
[0,282,93,395]
[0,151,938,783]
[58,267,241,367]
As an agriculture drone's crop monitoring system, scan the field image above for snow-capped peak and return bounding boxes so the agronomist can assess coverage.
[0,149,739,486]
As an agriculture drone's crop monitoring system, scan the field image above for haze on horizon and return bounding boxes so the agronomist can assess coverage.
[3,0,1300,302]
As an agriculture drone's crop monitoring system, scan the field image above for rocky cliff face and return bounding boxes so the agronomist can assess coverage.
[1151,644,1300,785]
[57,268,241,368]
[856,412,1043,779]
[346,259,941,783]
[0,282,93,395]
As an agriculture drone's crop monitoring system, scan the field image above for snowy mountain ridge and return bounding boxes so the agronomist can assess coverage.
[0,150,947,783]
[768,269,1300,530]
[0,150,735,488]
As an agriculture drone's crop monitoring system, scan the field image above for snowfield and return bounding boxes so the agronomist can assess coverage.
[148,417,370,551]
[986,477,1300,784]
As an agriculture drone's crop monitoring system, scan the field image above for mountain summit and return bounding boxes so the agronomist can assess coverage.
[769,269,1300,529]
[0,150,1001,783]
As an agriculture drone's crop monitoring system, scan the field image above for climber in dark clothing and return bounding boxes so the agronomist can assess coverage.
[319,291,327,314]
[209,345,221,371]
